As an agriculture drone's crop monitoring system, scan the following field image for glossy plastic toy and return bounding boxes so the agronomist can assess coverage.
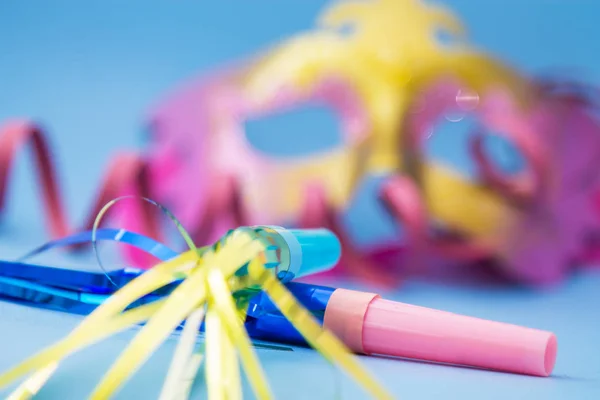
[0,226,392,399]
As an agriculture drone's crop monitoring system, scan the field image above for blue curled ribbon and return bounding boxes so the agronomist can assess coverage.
[0,228,334,347]
[0,228,178,311]
[17,228,179,263]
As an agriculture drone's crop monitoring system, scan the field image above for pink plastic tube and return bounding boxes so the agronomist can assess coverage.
[323,289,557,377]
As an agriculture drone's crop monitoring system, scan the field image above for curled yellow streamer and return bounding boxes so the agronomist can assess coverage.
[5,300,166,399]
[0,226,392,399]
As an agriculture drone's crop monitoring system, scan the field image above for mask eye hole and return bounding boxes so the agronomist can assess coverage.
[426,116,526,179]
[472,132,526,177]
[244,104,342,159]
[405,81,527,181]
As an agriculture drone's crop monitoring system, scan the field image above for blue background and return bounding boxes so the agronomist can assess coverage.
[0,1,599,398]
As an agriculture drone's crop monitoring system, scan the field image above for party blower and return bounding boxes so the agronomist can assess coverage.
[247,282,557,378]
[0,226,556,398]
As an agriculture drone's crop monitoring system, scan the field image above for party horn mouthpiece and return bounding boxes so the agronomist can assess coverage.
[324,289,557,377]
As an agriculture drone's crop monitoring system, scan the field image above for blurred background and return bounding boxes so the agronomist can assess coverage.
[1,0,599,235]
[0,1,599,398]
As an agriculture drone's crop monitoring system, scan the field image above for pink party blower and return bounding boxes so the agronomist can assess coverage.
[323,289,557,377]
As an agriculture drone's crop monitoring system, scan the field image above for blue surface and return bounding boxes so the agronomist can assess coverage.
[0,0,599,398]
